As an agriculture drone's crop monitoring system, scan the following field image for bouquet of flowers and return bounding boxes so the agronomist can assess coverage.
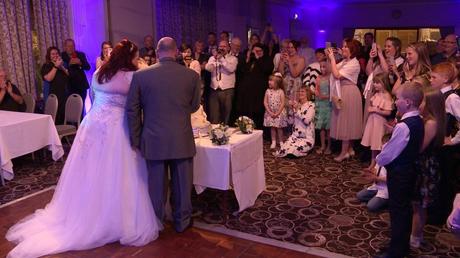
[235,116,255,134]
[209,124,231,145]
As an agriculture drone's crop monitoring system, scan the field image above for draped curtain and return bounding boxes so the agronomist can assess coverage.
[156,0,216,45]
[0,0,35,95]
[32,0,70,64]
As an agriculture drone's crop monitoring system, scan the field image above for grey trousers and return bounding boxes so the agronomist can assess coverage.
[208,88,234,125]
[146,158,193,232]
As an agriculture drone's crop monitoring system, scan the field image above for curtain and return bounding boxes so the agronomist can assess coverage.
[0,0,35,95]
[32,0,70,64]
[156,0,216,45]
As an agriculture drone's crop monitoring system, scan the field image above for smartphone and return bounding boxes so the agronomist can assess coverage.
[325,42,331,49]
[372,42,377,51]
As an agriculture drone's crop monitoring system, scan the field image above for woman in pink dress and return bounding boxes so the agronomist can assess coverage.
[326,38,363,162]
[361,73,393,171]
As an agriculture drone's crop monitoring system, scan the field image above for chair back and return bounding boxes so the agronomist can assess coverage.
[44,94,58,122]
[23,94,35,113]
[64,94,83,126]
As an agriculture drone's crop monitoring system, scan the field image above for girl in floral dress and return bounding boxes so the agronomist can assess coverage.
[264,73,288,148]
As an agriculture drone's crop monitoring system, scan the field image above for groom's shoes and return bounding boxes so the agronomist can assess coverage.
[174,218,193,233]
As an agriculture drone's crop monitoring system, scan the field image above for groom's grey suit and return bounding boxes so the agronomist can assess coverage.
[126,57,201,232]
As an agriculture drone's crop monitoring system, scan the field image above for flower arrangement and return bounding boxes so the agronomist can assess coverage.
[209,124,231,145]
[235,116,255,134]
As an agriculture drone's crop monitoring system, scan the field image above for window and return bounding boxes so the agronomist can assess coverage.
[354,28,441,52]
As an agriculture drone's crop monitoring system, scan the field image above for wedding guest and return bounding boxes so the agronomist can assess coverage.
[326,38,363,162]
[236,43,274,128]
[356,164,388,212]
[274,86,315,157]
[434,38,446,55]
[298,36,315,67]
[261,24,279,60]
[244,33,262,58]
[273,39,290,72]
[139,35,156,65]
[314,60,332,155]
[264,73,287,149]
[205,40,238,124]
[361,73,393,171]
[220,31,230,43]
[42,46,69,124]
[393,42,431,94]
[179,44,201,76]
[429,62,460,224]
[0,67,25,112]
[375,83,424,258]
[205,32,217,55]
[194,40,210,67]
[431,34,458,66]
[448,194,460,239]
[411,88,445,248]
[302,48,326,92]
[230,36,245,123]
[278,40,306,124]
[362,32,374,62]
[96,41,113,70]
[61,38,90,112]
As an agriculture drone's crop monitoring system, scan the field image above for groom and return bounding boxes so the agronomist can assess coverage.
[126,37,201,232]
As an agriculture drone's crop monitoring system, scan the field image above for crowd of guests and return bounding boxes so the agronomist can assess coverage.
[2,24,460,257]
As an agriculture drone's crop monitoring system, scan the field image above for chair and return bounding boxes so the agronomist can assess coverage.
[56,94,83,146]
[44,94,58,122]
[23,94,35,113]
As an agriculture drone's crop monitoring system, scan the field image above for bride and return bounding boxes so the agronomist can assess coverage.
[6,39,161,258]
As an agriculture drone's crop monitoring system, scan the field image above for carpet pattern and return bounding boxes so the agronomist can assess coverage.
[192,144,460,258]
[2,144,460,257]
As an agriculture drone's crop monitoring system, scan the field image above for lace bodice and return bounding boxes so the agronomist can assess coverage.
[91,70,134,109]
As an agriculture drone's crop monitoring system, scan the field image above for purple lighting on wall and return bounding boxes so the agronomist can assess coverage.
[318,30,326,33]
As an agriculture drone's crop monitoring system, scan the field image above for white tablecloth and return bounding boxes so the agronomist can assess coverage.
[0,111,64,181]
[193,129,266,212]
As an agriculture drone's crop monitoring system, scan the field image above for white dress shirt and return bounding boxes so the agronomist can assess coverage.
[441,86,460,144]
[376,110,420,166]
[366,165,388,199]
[205,54,238,90]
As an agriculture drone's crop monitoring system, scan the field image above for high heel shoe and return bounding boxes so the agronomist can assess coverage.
[348,149,355,157]
[334,153,350,162]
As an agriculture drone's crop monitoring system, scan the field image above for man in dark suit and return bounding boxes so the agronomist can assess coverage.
[61,38,90,114]
[126,37,201,233]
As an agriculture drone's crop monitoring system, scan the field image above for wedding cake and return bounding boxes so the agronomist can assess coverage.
[191,105,211,137]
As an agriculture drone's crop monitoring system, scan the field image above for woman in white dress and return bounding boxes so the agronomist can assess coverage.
[6,39,161,258]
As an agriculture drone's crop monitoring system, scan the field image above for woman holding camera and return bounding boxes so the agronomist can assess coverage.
[327,38,363,162]
[278,40,305,125]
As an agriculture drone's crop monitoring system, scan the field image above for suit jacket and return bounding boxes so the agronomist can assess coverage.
[61,51,90,91]
[126,57,201,160]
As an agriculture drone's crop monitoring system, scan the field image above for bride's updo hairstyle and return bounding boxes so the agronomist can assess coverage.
[97,39,138,84]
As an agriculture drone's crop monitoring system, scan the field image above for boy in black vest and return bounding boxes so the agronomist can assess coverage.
[375,83,424,258]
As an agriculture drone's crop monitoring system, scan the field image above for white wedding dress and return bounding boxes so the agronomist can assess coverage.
[6,71,161,258]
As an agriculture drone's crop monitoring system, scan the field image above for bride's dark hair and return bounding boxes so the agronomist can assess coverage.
[97,39,138,84]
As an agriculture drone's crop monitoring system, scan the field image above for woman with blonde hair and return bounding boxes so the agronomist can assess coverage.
[392,42,431,94]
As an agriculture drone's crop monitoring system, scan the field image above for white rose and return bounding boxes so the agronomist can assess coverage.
[214,129,224,138]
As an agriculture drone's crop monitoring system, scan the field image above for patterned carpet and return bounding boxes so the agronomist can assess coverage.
[2,144,460,257]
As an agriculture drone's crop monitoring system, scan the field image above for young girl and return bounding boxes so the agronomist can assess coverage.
[411,88,445,248]
[361,73,394,171]
[314,60,332,154]
[264,73,288,148]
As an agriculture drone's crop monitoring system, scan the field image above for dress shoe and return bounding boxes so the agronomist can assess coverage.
[334,153,350,162]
